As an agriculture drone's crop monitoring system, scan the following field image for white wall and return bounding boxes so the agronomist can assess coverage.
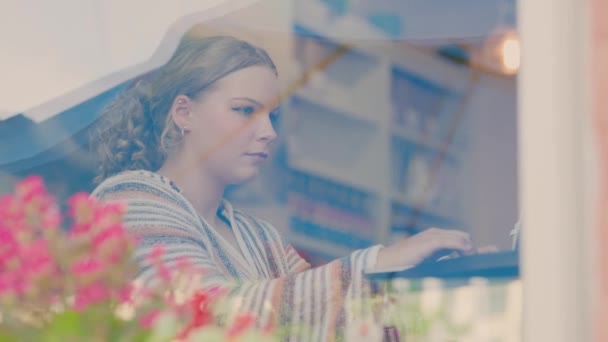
[0,0,260,120]
[519,0,593,339]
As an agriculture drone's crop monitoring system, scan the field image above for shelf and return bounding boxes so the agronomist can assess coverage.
[288,231,358,258]
[392,192,460,224]
[288,156,381,194]
[391,126,460,158]
[292,2,390,42]
[285,3,474,255]
[290,216,373,250]
[292,20,471,94]
[291,86,381,126]
[286,192,374,237]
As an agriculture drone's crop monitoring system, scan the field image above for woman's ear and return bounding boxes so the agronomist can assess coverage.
[170,94,193,132]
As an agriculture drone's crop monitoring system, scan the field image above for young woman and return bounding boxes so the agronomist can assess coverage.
[89,32,474,340]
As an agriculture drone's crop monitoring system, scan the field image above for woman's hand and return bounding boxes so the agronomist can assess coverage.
[373,227,474,271]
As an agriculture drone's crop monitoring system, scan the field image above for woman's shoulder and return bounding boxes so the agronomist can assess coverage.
[91,170,188,210]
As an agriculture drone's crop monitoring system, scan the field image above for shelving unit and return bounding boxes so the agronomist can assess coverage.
[280,0,475,264]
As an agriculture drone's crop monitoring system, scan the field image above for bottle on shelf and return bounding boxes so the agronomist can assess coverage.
[405,152,432,204]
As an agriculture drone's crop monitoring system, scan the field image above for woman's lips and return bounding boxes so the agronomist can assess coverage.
[244,152,268,161]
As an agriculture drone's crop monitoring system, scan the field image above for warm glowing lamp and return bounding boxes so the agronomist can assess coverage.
[470,27,520,76]
[499,31,521,74]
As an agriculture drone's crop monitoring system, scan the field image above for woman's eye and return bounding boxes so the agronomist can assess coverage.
[233,106,256,116]
[270,111,280,127]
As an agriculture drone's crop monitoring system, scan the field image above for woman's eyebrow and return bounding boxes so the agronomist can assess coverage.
[231,97,263,107]
[232,97,280,112]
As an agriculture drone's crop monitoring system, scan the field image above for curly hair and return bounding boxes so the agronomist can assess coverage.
[89,34,278,184]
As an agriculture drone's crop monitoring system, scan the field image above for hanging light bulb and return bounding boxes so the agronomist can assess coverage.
[467,0,519,76]
[469,28,520,76]
[494,0,520,75]
[499,30,521,74]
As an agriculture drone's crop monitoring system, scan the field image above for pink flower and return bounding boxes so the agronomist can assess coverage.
[0,195,14,214]
[0,229,18,265]
[205,285,228,298]
[156,264,172,284]
[117,283,134,304]
[22,192,56,228]
[0,195,25,229]
[149,245,165,261]
[139,308,162,329]
[0,274,24,296]
[92,224,125,246]
[93,202,127,230]
[40,203,62,231]
[68,192,96,225]
[22,239,53,275]
[73,281,110,311]
[15,175,46,203]
[69,222,93,236]
[175,256,192,272]
[0,273,12,295]
[71,258,104,277]
[147,245,172,282]
[92,224,129,261]
[262,320,275,336]
[1,176,156,328]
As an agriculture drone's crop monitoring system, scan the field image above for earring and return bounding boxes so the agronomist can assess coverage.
[181,126,187,137]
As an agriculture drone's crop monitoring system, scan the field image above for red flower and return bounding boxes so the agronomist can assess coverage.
[174,288,220,340]
[227,313,257,338]
[191,290,212,314]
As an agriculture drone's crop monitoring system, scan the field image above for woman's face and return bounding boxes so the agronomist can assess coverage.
[181,65,280,185]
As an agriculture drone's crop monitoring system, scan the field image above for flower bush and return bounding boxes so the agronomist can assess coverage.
[0,175,498,341]
[0,175,279,342]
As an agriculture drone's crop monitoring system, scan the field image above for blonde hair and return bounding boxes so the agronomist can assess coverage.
[89,34,277,184]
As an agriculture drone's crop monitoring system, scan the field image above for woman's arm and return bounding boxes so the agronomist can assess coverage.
[133,215,381,341]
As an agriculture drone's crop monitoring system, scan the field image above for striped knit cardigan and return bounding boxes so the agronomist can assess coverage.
[91,170,393,341]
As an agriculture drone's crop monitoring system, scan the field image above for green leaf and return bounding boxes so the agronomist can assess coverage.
[182,327,225,342]
[122,330,152,342]
[0,330,19,342]
[42,310,83,342]
[145,312,178,342]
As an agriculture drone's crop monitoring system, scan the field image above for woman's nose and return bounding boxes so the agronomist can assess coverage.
[256,114,277,141]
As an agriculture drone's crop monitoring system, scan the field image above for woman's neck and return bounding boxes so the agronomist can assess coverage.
[157,156,225,225]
